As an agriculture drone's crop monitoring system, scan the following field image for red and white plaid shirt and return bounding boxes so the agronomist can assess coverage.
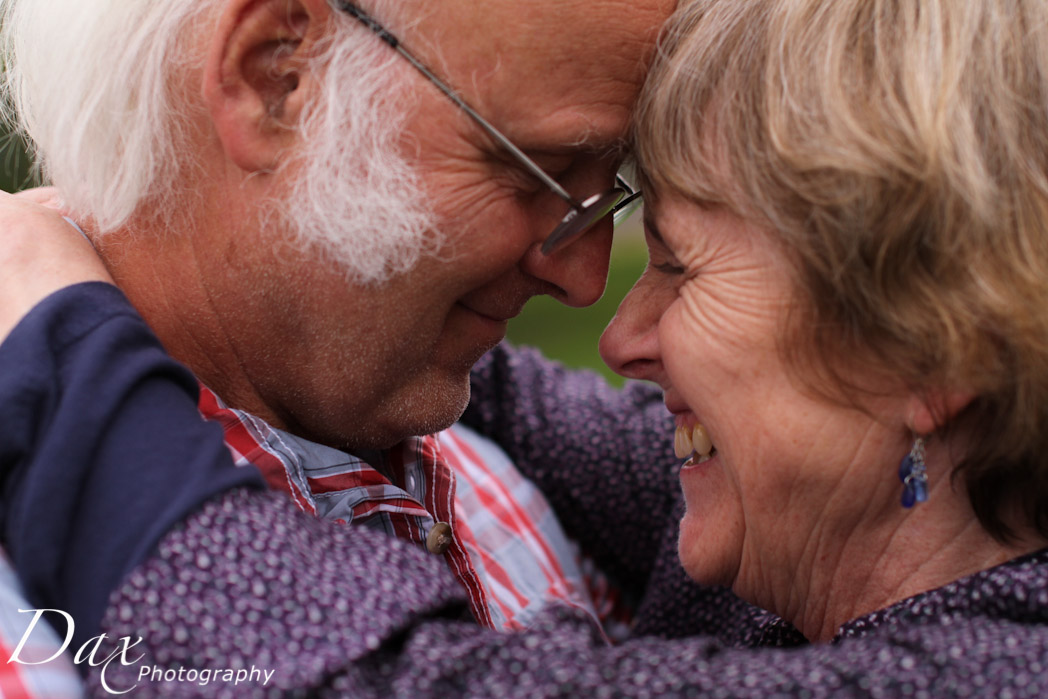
[198,386,624,633]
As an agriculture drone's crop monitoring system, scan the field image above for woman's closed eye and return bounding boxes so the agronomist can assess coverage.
[651,259,686,276]
[644,221,689,278]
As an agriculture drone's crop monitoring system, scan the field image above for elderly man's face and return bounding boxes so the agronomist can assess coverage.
[215,0,672,449]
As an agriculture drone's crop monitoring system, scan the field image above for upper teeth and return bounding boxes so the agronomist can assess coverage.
[674,423,713,460]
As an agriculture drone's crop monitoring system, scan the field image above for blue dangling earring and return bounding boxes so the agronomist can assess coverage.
[898,436,928,508]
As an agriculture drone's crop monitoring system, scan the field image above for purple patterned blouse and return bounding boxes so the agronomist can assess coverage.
[93,347,1048,696]
[95,489,1048,697]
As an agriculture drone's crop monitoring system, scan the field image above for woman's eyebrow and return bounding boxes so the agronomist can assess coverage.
[644,214,667,247]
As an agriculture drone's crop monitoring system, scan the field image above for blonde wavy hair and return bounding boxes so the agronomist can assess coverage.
[635,0,1048,540]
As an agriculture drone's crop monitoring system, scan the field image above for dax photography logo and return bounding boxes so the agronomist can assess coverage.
[7,609,275,695]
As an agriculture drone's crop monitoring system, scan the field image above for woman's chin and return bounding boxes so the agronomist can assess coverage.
[676,478,743,588]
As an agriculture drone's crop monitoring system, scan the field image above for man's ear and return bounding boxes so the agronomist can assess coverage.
[906,388,976,436]
[203,0,332,173]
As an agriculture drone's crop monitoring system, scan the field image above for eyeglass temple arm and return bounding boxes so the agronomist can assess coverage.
[336,2,580,209]
[612,180,642,214]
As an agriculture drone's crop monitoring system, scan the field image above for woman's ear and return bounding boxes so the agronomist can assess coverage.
[202,0,332,173]
[907,389,976,436]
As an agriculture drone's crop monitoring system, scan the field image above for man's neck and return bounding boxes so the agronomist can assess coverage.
[89,215,289,431]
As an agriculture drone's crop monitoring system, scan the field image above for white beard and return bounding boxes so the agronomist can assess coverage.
[277,33,440,285]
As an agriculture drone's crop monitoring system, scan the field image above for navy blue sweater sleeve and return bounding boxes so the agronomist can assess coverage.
[0,282,265,649]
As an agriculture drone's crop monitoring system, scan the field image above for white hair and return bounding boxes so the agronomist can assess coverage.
[276,11,440,283]
[0,0,213,231]
[0,0,438,284]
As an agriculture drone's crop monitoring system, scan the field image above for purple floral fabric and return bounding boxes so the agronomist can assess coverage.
[93,344,1048,696]
[94,488,1048,697]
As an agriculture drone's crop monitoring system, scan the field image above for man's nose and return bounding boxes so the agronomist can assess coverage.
[519,218,614,308]
[599,273,666,384]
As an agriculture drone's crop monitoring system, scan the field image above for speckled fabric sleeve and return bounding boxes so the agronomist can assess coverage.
[93,488,1048,697]
[464,344,682,594]
[464,344,769,641]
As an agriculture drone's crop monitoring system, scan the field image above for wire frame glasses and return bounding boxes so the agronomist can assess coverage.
[333,1,643,255]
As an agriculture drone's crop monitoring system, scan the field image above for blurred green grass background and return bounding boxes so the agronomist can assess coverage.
[0,127,647,386]
[0,129,33,193]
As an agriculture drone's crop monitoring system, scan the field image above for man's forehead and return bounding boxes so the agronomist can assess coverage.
[393,0,676,148]
[410,0,675,61]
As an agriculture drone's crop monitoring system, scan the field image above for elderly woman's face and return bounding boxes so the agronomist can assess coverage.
[600,194,907,592]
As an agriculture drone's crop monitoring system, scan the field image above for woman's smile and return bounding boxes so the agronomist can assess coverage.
[673,413,716,465]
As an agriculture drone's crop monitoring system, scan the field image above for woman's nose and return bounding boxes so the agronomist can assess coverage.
[599,272,667,384]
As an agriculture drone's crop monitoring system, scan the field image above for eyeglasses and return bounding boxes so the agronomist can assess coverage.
[333,1,643,255]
